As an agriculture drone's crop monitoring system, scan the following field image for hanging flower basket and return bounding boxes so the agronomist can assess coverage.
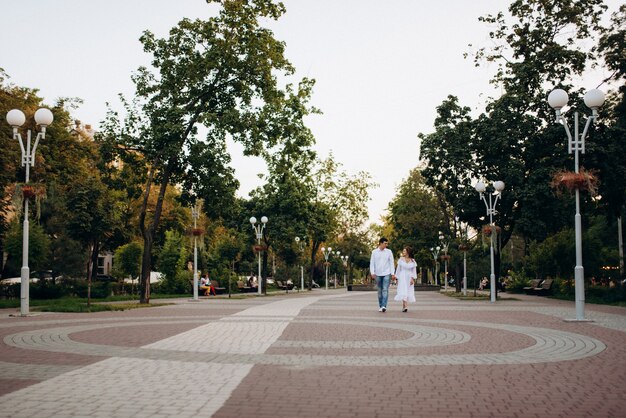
[440,255,451,261]
[10,183,47,219]
[22,185,36,198]
[13,183,47,200]
[551,169,599,196]
[482,224,500,237]
[458,244,470,252]
[253,245,266,253]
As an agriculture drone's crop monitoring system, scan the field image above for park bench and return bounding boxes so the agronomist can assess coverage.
[525,279,554,296]
[237,280,256,293]
[199,283,226,296]
[523,279,543,295]
[275,280,294,291]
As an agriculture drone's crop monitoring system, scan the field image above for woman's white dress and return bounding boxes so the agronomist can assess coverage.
[394,258,417,303]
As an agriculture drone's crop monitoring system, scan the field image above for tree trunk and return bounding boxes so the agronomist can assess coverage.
[138,167,154,304]
[309,241,320,290]
[86,244,93,308]
[262,236,272,295]
[139,158,174,304]
[139,233,153,304]
[90,241,100,282]
[618,216,624,280]
[347,262,352,287]
[494,242,501,299]
[262,249,269,295]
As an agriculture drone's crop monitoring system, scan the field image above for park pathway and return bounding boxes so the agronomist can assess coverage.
[0,290,625,417]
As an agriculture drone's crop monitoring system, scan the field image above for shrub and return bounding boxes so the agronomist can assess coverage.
[553,278,574,298]
[29,281,70,299]
[506,270,532,293]
[0,282,20,299]
[586,284,626,304]
[157,270,192,295]
[72,280,113,299]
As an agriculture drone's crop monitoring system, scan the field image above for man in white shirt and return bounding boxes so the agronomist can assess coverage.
[370,237,395,312]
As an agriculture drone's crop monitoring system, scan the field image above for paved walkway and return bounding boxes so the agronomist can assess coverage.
[0,290,625,417]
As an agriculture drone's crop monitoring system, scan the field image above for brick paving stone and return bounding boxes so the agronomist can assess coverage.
[0,290,624,417]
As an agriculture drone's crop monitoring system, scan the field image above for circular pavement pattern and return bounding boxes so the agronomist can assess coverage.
[3,316,605,367]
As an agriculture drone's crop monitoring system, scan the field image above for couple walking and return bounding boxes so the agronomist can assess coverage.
[369,237,416,312]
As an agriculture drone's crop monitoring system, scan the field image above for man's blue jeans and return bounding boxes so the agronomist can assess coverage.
[375,275,391,308]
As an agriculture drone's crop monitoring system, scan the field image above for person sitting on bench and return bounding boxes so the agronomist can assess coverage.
[200,274,217,296]
[248,274,258,288]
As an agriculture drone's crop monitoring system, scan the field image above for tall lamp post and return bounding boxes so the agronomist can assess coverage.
[321,246,333,290]
[430,246,441,285]
[334,250,341,287]
[340,255,349,289]
[474,180,505,303]
[459,243,469,296]
[548,88,605,321]
[191,204,200,301]
[295,236,305,291]
[6,108,54,316]
[250,216,268,295]
[439,231,449,291]
[456,216,469,297]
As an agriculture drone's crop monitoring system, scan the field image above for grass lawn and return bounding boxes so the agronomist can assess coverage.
[0,288,310,312]
[0,296,175,312]
[443,291,520,301]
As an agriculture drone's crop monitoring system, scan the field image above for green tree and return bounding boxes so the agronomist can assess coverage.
[247,79,319,292]
[157,230,188,294]
[3,221,50,276]
[595,6,626,278]
[1,73,111,284]
[65,176,122,304]
[526,216,606,280]
[386,168,444,273]
[104,0,307,303]
[305,154,375,289]
[41,186,86,280]
[595,5,626,220]
[421,0,611,287]
[331,230,372,285]
[0,71,36,252]
[113,241,143,280]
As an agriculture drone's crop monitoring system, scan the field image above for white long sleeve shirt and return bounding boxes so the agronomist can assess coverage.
[370,247,395,276]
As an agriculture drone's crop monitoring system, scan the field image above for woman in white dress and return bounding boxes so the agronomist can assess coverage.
[393,246,417,312]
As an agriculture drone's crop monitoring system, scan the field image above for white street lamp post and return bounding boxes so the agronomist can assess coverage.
[548,88,605,321]
[334,251,341,288]
[439,231,449,291]
[456,216,469,296]
[295,236,305,291]
[462,247,468,296]
[341,255,349,289]
[430,246,440,285]
[250,216,268,295]
[6,108,54,316]
[474,180,505,303]
[321,246,332,290]
[192,205,199,301]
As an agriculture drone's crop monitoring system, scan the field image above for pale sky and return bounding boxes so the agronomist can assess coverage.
[1,0,620,225]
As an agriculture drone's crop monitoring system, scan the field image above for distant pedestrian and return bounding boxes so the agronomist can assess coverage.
[394,246,417,312]
[370,237,395,312]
